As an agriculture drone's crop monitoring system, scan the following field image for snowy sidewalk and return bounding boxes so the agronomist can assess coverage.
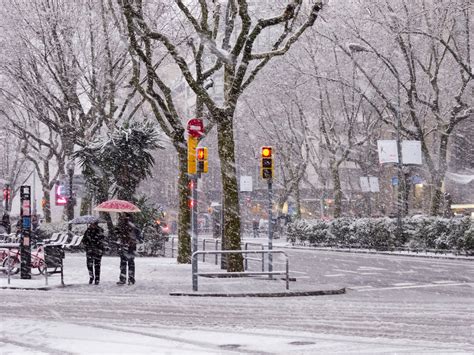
[0,253,344,296]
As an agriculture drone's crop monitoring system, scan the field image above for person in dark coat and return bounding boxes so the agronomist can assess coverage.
[2,213,11,234]
[116,214,139,285]
[252,219,259,238]
[82,221,105,285]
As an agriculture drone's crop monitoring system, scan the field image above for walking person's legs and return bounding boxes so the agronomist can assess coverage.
[128,256,135,285]
[86,253,94,284]
[94,255,102,284]
[118,252,127,284]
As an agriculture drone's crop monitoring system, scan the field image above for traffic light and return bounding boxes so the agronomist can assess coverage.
[260,146,273,179]
[197,147,208,173]
[3,187,10,201]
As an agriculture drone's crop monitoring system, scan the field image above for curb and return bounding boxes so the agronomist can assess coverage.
[278,245,474,261]
[169,288,346,297]
[0,284,68,291]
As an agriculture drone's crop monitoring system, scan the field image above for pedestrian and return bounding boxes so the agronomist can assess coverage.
[252,219,259,238]
[82,221,105,285]
[116,213,139,285]
[2,213,11,234]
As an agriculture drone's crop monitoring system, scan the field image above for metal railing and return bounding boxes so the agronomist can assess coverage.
[202,238,221,264]
[191,249,289,291]
[169,236,178,258]
[242,242,265,272]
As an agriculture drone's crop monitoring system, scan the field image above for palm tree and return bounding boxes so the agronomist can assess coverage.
[75,120,164,203]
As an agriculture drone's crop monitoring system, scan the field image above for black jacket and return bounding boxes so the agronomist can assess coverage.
[83,225,105,255]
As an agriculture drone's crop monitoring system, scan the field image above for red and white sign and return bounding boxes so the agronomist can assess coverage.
[187,118,204,138]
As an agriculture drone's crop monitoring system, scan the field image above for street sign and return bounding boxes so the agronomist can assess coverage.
[368,176,380,192]
[401,140,422,165]
[359,177,370,192]
[240,176,253,192]
[187,118,204,138]
[377,140,398,164]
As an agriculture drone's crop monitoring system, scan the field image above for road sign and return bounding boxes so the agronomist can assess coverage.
[187,118,204,138]
[188,136,198,174]
[368,176,380,192]
[240,176,253,192]
[401,140,422,165]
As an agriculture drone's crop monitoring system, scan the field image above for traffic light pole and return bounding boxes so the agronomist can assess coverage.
[20,186,32,279]
[267,179,273,277]
[191,175,198,264]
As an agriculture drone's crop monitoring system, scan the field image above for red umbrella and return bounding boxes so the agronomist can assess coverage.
[94,199,141,213]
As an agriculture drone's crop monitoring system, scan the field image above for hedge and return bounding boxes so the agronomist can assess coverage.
[287,216,474,255]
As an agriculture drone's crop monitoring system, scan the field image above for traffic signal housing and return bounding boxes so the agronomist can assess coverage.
[260,146,273,179]
[197,147,208,173]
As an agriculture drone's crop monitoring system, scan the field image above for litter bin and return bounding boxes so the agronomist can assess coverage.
[44,244,65,286]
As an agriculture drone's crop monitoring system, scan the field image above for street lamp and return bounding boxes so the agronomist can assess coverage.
[66,161,74,234]
[348,43,404,238]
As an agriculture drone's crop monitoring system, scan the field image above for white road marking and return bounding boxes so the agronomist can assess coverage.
[333,269,379,275]
[349,285,374,290]
[358,266,387,271]
[324,274,344,277]
[432,280,458,284]
[392,282,417,287]
[356,282,474,292]
[333,269,360,274]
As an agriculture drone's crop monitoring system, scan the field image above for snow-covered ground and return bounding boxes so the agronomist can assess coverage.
[1,252,473,354]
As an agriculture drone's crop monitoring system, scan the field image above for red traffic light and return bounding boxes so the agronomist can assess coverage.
[197,148,205,160]
[3,188,11,200]
[261,146,272,157]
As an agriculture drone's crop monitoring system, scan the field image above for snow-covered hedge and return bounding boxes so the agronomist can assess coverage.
[287,217,473,254]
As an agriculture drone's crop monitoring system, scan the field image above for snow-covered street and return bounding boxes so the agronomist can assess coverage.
[1,250,473,354]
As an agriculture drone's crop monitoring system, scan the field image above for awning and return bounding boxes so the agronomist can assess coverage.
[451,204,474,210]
[445,172,474,185]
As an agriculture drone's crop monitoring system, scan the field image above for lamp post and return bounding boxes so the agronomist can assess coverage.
[66,161,74,234]
[348,43,404,238]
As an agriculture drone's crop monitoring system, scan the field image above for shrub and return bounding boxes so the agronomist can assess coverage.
[286,216,473,253]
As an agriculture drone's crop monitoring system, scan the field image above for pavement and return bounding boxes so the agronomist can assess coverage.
[1,241,473,354]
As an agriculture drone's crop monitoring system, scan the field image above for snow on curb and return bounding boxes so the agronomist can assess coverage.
[169,288,346,297]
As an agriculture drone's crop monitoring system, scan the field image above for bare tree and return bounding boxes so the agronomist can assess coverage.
[119,0,324,270]
[338,0,473,215]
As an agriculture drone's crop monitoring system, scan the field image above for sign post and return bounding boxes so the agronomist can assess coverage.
[20,186,32,279]
[187,119,204,290]
[260,147,274,276]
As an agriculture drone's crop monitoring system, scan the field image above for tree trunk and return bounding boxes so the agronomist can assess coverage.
[430,173,444,216]
[42,161,52,223]
[294,184,301,219]
[176,144,191,264]
[43,189,52,223]
[330,162,342,218]
[216,115,243,272]
[430,133,450,216]
[80,194,91,216]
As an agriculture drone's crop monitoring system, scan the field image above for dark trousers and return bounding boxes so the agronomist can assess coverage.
[86,252,102,281]
[119,250,135,283]
[253,228,259,238]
